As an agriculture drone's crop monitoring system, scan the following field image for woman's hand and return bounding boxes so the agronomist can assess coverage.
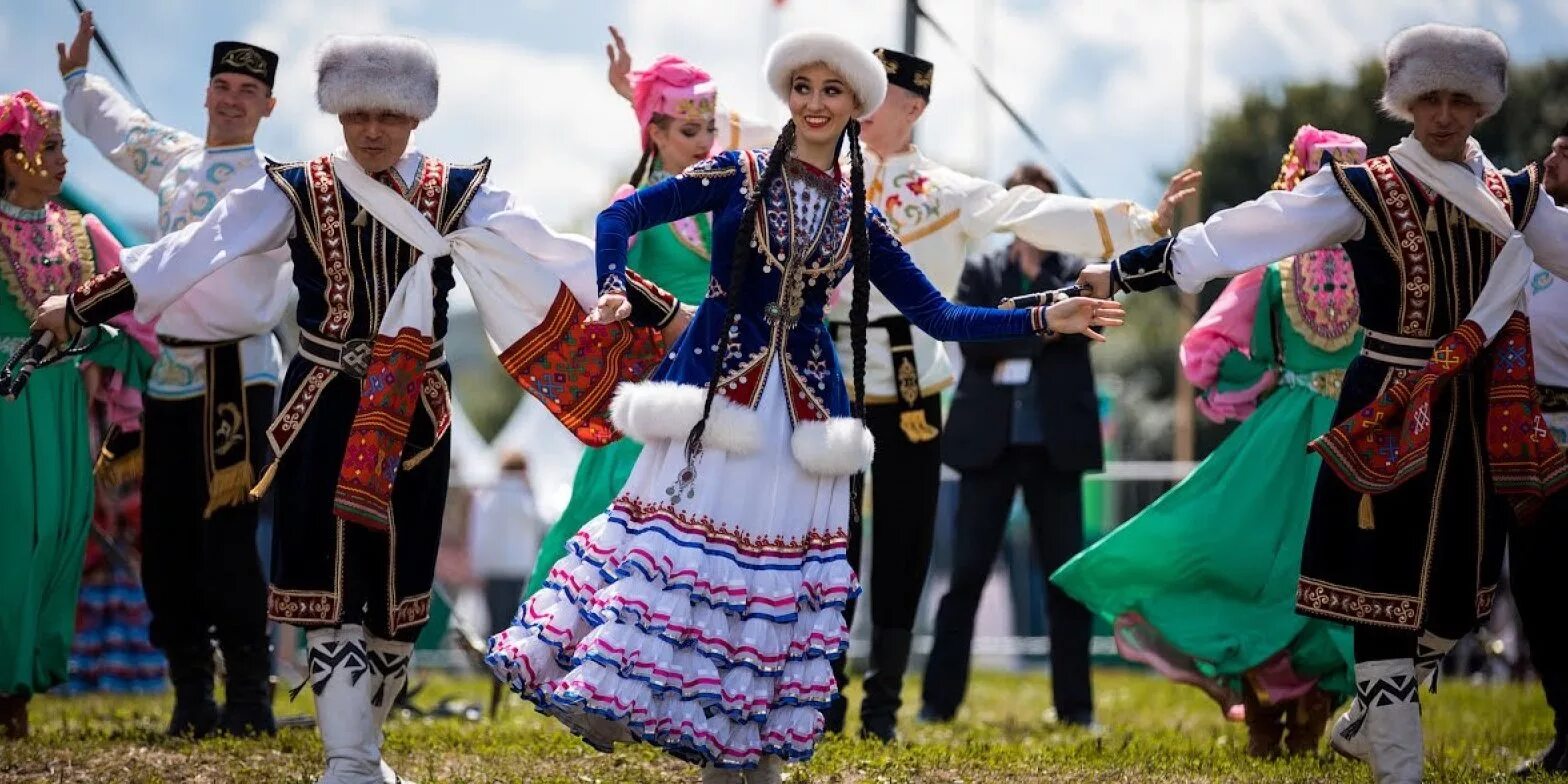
[585,293,631,325]
[1044,297,1125,342]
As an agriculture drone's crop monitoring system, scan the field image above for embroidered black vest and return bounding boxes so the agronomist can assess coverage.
[265,154,490,341]
[1329,156,1539,341]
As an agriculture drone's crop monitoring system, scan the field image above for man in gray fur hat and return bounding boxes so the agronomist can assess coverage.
[1079,23,1568,784]
[37,33,685,784]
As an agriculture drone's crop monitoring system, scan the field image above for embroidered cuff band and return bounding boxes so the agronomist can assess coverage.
[1112,236,1176,293]
[1028,306,1053,336]
[598,273,627,298]
[625,270,680,328]
[69,267,136,326]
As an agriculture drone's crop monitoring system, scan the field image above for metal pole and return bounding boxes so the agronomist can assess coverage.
[1172,0,1203,465]
[904,0,919,55]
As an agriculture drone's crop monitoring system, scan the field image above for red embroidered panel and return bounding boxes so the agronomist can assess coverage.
[1311,314,1568,518]
[783,357,830,424]
[611,496,850,558]
[333,328,432,530]
[412,157,446,226]
[1310,320,1484,493]
[419,369,451,446]
[267,365,336,455]
[1484,315,1568,517]
[389,592,432,635]
[1296,578,1422,630]
[307,155,353,339]
[498,284,666,446]
[1365,157,1432,337]
[267,587,340,626]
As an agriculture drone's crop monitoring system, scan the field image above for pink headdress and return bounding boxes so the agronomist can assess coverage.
[0,90,63,164]
[631,55,717,149]
[1272,125,1366,191]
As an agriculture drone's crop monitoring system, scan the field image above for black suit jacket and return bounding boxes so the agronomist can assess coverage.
[941,247,1105,473]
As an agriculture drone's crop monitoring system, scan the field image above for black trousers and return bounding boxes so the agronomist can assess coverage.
[846,394,944,631]
[1512,491,1568,736]
[921,445,1093,722]
[831,394,942,720]
[141,384,275,655]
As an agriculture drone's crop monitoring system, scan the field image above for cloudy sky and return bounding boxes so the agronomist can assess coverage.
[4,0,1568,238]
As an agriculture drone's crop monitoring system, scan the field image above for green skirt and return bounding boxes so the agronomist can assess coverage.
[0,362,101,696]
[525,437,643,595]
[1051,385,1354,698]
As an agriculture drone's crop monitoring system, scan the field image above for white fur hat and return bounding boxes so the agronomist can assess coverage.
[316,35,439,120]
[1380,23,1508,121]
[764,31,887,119]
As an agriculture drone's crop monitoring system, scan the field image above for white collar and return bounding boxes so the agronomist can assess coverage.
[334,145,424,187]
[394,146,424,184]
[861,143,922,169]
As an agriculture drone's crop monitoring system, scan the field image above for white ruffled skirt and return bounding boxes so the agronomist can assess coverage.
[486,364,858,768]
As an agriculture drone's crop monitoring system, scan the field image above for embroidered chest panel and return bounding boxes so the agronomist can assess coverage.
[1279,249,1360,352]
[869,161,955,244]
[0,206,96,319]
[745,150,852,283]
[1344,157,1515,338]
[158,152,262,235]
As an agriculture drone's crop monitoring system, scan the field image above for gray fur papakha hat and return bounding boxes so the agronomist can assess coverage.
[316,35,439,120]
[1380,23,1508,121]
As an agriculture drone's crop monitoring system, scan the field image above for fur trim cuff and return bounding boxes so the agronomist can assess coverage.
[791,417,875,477]
[609,381,762,456]
[1380,23,1508,121]
[764,31,888,119]
[317,35,440,120]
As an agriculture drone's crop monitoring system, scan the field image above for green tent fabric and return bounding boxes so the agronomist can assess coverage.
[57,183,148,247]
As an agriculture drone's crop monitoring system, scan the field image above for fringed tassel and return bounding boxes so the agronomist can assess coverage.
[1357,494,1375,530]
[898,409,940,443]
[248,459,280,502]
[402,446,434,470]
[204,460,257,519]
[94,445,143,485]
[663,423,706,502]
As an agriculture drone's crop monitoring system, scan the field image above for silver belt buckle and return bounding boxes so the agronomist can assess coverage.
[339,338,373,378]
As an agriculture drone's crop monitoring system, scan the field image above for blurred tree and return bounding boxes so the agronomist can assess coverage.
[1198,58,1568,216]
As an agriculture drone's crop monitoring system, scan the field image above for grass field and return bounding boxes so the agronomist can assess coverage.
[3,668,1564,783]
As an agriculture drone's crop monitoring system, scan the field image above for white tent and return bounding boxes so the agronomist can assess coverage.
[446,400,499,489]
[490,395,586,523]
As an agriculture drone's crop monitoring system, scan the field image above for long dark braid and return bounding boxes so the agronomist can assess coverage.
[627,146,655,188]
[0,136,21,198]
[682,121,798,466]
[629,116,675,187]
[845,118,871,530]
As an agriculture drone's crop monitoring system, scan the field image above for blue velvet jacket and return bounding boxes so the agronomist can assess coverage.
[597,149,1049,423]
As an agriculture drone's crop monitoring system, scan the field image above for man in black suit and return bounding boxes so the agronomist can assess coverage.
[919,164,1102,726]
